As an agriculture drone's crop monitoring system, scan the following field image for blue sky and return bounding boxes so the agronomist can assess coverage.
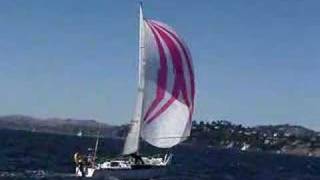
[0,0,319,129]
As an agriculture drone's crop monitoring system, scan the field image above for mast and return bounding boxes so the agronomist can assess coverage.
[138,1,144,88]
[122,0,145,155]
[136,0,145,153]
[93,127,100,164]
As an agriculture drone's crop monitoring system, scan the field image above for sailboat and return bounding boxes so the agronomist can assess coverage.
[76,1,195,179]
[77,130,83,137]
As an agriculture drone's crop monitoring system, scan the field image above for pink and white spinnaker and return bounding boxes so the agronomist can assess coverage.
[141,20,195,148]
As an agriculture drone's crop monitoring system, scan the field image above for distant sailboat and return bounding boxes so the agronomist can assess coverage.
[76,1,195,179]
[77,130,83,137]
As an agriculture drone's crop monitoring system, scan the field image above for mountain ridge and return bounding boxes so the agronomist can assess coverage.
[0,115,127,138]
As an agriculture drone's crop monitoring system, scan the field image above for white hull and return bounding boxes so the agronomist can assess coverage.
[92,165,167,180]
[76,154,172,179]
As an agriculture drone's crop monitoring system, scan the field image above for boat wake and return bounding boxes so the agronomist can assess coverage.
[0,170,77,179]
[0,170,129,180]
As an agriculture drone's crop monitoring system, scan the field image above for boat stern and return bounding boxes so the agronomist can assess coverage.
[75,167,95,178]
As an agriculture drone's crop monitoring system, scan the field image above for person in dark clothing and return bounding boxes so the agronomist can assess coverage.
[74,152,86,177]
[131,153,144,165]
[78,160,85,177]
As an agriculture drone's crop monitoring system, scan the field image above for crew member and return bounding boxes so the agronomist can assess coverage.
[131,153,144,165]
[74,151,85,177]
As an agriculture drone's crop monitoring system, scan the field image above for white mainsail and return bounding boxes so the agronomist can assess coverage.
[123,2,195,154]
[122,2,145,155]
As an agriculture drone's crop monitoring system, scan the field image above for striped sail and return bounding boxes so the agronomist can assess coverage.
[141,20,195,148]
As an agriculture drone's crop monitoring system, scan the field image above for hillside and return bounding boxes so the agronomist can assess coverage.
[0,115,127,138]
[190,120,320,157]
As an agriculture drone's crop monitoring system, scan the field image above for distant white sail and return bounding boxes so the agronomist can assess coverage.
[141,20,195,148]
[77,130,83,137]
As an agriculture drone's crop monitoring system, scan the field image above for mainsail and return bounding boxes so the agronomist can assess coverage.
[123,2,195,154]
[123,2,145,155]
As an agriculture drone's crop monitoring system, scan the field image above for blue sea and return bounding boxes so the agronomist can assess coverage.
[1,129,320,180]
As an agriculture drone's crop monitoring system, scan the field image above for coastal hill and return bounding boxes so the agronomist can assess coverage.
[191,120,320,157]
[0,115,127,138]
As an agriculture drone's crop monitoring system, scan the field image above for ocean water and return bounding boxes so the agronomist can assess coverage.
[1,129,320,180]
